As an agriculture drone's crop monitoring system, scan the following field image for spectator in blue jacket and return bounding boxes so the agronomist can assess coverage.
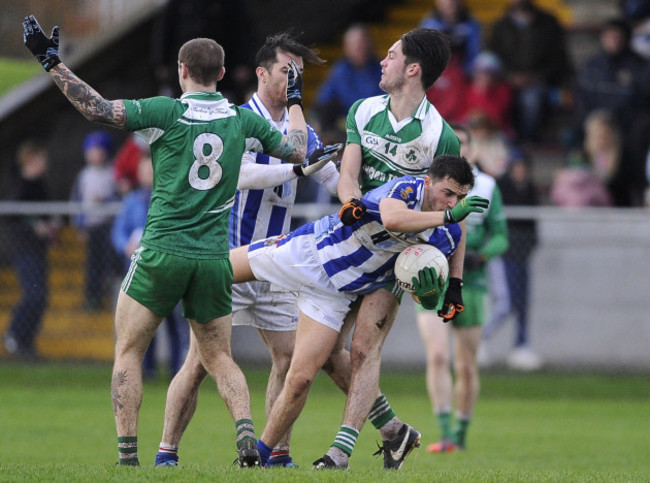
[420,0,482,75]
[311,24,383,142]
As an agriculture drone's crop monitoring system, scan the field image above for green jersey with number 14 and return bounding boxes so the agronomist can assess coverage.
[123,91,283,259]
[346,94,460,194]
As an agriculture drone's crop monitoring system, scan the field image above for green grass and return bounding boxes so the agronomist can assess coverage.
[0,57,42,97]
[0,362,648,481]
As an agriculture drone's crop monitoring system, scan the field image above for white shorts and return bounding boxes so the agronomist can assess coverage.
[231,280,298,331]
[247,232,357,332]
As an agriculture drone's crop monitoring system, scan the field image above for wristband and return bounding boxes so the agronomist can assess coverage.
[292,164,304,177]
[287,98,303,109]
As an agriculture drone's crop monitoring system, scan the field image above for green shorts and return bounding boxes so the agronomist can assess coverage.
[414,285,484,328]
[121,246,233,323]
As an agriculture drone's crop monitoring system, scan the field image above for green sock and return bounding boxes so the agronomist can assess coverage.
[436,411,453,440]
[454,418,470,447]
[235,418,255,449]
[117,436,139,465]
[331,425,359,456]
[368,394,396,429]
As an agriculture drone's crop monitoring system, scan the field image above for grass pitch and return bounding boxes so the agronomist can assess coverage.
[0,57,42,96]
[0,362,648,481]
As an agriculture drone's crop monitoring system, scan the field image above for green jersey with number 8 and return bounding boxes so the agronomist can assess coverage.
[123,91,283,259]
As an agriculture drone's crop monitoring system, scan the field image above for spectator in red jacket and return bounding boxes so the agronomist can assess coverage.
[460,51,514,137]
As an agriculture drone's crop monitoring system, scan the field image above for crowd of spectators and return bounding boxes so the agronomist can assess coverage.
[415,0,650,208]
[3,0,650,365]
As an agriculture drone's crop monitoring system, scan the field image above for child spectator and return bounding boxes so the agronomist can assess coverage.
[70,130,120,311]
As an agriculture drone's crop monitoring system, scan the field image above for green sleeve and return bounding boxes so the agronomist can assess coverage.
[345,99,364,146]
[123,96,177,132]
[434,121,461,156]
[239,107,283,154]
[480,185,509,260]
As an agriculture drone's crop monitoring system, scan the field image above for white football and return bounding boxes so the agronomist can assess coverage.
[394,244,449,294]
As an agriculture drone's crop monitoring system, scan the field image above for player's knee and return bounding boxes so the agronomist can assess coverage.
[431,350,449,370]
[455,360,477,382]
[350,339,380,366]
[285,368,315,398]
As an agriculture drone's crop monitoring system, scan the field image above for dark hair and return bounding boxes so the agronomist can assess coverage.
[401,28,450,90]
[255,31,324,71]
[178,38,225,86]
[427,155,474,188]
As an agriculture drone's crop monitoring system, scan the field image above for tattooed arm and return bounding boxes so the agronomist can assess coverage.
[22,16,126,128]
[49,64,126,128]
[270,104,307,164]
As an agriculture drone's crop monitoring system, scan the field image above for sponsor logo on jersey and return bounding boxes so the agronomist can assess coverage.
[363,134,381,146]
[264,234,287,247]
[400,187,414,199]
[384,133,401,142]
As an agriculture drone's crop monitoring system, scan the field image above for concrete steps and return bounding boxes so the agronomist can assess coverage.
[0,225,115,362]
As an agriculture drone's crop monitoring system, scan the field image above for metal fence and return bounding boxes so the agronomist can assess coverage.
[1,202,649,371]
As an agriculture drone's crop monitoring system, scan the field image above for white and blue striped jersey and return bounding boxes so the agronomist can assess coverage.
[251,176,462,295]
[228,93,323,247]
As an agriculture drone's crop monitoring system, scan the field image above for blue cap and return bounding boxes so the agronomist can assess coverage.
[83,130,113,154]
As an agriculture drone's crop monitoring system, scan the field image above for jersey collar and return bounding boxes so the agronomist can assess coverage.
[413,95,429,120]
[385,94,430,125]
[249,93,288,132]
[180,91,225,101]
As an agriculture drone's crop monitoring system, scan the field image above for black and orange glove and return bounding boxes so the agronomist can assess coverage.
[437,277,464,322]
[339,198,366,225]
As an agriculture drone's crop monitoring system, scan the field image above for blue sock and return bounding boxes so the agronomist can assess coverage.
[257,439,272,467]
[267,449,293,467]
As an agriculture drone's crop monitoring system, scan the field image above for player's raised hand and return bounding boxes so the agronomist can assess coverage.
[412,267,443,310]
[294,143,342,177]
[286,59,303,108]
[437,277,464,322]
[443,196,489,224]
[23,15,61,71]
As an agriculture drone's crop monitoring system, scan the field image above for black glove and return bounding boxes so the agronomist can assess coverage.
[443,196,489,224]
[286,59,303,108]
[412,267,444,310]
[23,15,61,72]
[339,198,366,225]
[437,277,464,322]
[293,143,342,177]
[464,250,485,271]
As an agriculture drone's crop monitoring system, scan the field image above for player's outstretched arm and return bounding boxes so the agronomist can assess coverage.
[23,15,126,128]
[49,64,126,127]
